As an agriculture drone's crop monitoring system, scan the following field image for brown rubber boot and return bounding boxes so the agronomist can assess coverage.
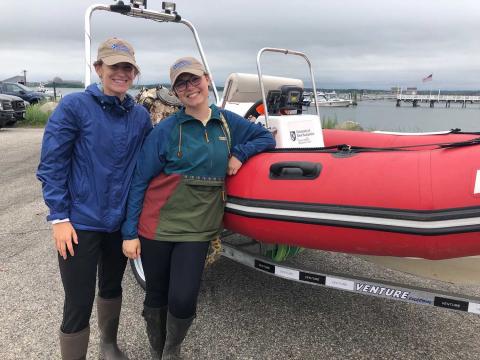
[142,305,168,359]
[162,312,194,360]
[97,296,129,360]
[59,326,90,360]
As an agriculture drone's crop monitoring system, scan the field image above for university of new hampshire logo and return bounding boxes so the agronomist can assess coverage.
[290,131,296,141]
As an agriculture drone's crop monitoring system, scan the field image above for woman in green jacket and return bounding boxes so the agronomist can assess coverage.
[122,56,275,359]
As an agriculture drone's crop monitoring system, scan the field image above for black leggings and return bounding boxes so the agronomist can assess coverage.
[58,230,127,333]
[140,237,210,319]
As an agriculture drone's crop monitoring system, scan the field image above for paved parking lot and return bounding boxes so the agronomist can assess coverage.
[1,127,479,359]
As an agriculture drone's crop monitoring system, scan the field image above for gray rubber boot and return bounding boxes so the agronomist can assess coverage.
[59,326,90,360]
[142,305,168,360]
[97,296,129,360]
[162,312,194,360]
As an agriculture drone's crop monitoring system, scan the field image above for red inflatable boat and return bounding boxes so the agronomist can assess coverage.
[225,129,480,261]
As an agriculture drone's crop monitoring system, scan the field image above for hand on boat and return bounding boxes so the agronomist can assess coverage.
[122,238,141,259]
[227,156,243,176]
[52,222,78,260]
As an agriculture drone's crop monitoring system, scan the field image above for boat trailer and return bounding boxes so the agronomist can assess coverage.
[220,238,480,317]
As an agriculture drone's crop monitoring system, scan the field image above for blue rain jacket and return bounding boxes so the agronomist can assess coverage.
[37,83,152,232]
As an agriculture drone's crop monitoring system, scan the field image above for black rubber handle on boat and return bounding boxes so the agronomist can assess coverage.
[269,162,322,180]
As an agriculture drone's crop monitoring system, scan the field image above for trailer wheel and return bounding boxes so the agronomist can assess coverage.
[129,258,146,290]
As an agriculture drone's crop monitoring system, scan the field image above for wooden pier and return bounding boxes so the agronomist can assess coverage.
[396,94,480,108]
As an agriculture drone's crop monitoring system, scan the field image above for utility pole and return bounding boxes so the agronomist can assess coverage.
[22,70,27,85]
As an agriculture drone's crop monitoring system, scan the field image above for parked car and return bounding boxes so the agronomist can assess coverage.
[0,94,15,128]
[0,82,46,104]
[0,94,27,126]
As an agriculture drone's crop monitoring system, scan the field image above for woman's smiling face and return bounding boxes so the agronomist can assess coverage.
[174,73,210,110]
[96,62,136,99]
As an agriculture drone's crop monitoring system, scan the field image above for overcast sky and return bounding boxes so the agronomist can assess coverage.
[2,0,480,89]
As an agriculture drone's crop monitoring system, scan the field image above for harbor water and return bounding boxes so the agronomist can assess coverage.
[56,88,480,133]
[308,100,480,133]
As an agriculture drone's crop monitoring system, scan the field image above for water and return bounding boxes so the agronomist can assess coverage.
[56,88,480,133]
[307,100,480,132]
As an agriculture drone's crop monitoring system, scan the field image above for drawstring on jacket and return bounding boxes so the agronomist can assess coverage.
[177,124,183,158]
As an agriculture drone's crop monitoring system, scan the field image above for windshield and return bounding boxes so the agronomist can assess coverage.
[15,83,32,91]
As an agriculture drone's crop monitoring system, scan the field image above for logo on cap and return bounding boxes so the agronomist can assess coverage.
[172,60,192,70]
[111,43,131,54]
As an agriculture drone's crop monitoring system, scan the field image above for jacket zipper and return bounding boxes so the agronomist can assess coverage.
[204,127,209,143]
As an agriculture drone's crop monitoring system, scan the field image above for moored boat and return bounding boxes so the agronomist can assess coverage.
[222,67,480,284]
[312,91,352,107]
[225,129,480,261]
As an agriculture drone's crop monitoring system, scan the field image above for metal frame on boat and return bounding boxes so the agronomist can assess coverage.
[85,1,480,317]
[84,0,219,103]
[256,48,321,128]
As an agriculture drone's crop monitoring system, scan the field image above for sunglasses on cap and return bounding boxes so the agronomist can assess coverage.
[174,75,203,93]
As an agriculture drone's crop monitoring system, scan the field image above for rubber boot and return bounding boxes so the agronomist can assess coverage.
[162,312,194,360]
[97,296,129,360]
[59,326,90,360]
[142,305,168,360]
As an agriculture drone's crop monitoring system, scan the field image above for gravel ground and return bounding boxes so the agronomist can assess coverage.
[0,127,479,360]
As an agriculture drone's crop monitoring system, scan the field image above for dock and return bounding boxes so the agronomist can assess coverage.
[396,93,480,108]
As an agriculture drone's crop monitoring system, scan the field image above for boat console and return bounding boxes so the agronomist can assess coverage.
[221,70,324,148]
[266,85,303,115]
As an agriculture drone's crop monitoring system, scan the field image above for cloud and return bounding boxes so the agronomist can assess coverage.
[1,0,479,89]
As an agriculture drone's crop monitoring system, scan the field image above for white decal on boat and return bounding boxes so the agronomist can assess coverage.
[474,170,480,194]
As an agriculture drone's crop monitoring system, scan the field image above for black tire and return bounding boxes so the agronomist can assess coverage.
[129,258,146,290]
[6,120,17,127]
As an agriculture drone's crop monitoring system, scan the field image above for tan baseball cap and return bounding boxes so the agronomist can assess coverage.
[97,37,140,73]
[169,57,206,87]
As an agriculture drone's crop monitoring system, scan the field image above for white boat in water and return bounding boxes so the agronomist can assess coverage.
[303,91,352,107]
[312,91,352,107]
[36,83,60,98]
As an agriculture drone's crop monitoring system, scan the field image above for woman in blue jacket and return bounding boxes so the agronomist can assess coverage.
[122,57,275,359]
[37,38,152,360]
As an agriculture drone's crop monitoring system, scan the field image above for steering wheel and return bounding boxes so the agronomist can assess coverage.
[243,99,265,120]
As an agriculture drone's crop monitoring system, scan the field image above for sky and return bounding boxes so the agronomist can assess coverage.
[1,0,480,90]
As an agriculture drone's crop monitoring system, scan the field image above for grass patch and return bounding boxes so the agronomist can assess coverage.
[21,103,53,127]
[322,115,339,129]
[322,115,364,131]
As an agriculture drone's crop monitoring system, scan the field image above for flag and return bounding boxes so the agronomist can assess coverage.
[422,74,433,82]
